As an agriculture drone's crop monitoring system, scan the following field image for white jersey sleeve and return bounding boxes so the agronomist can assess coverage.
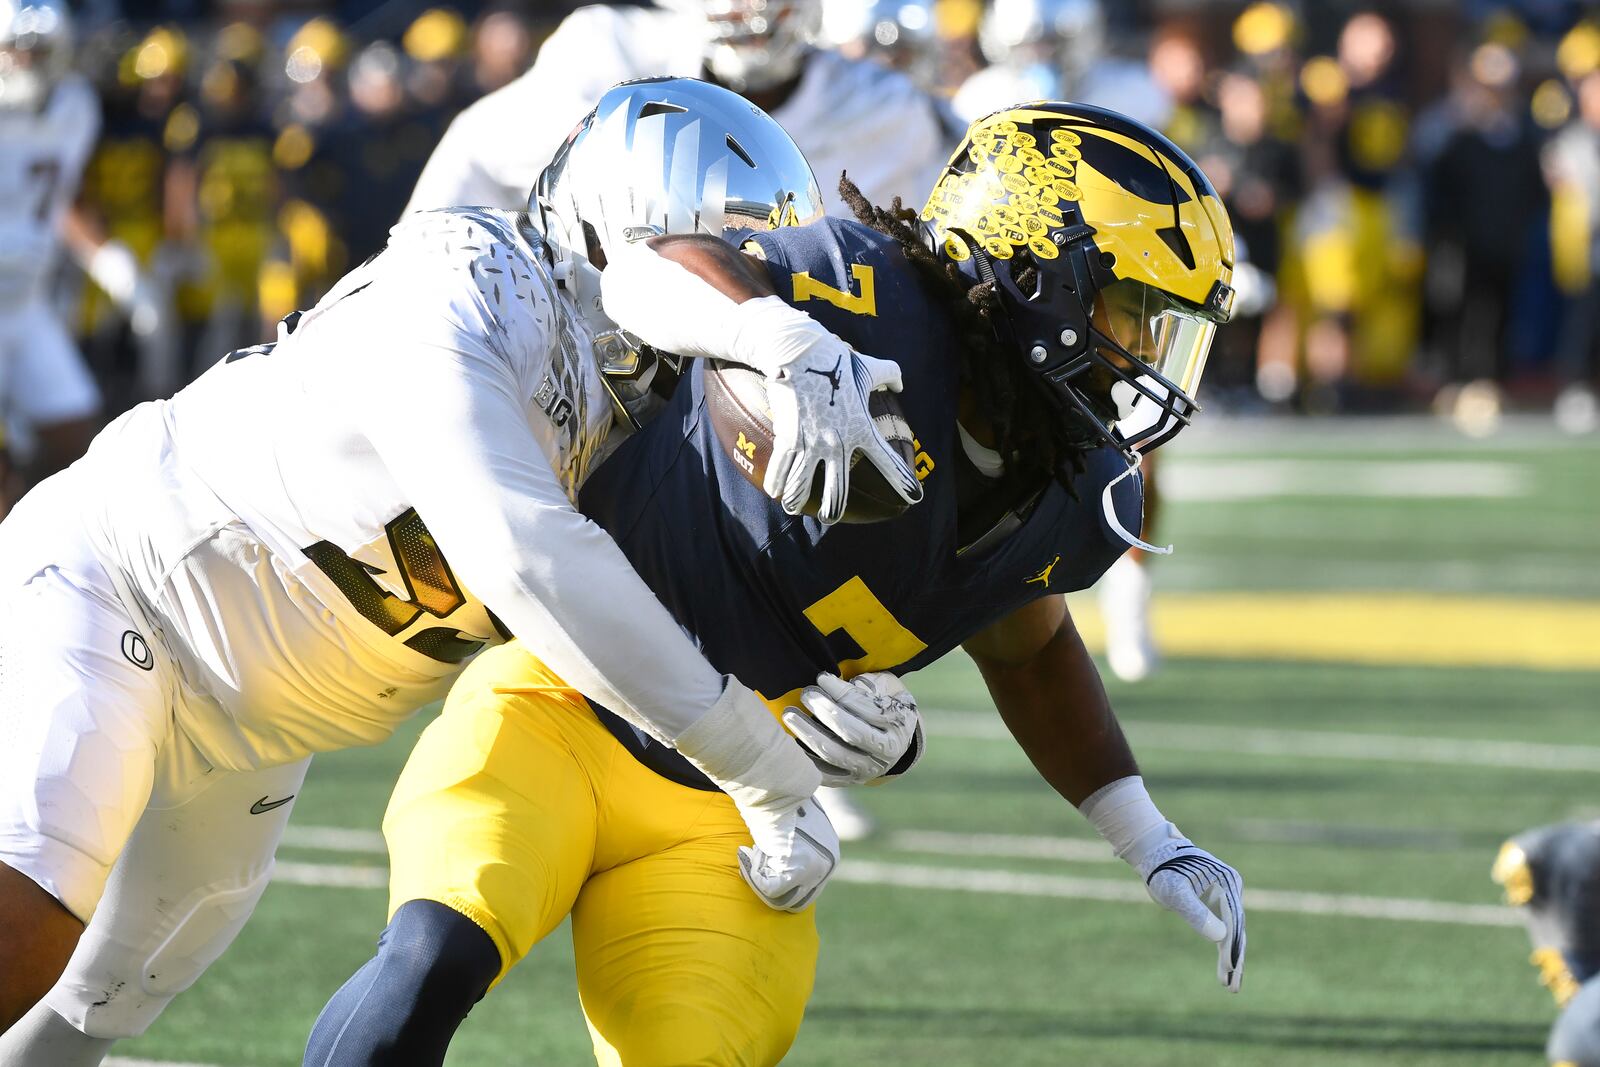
[773,50,957,215]
[403,6,701,215]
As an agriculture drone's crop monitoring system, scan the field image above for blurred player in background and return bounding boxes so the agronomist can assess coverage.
[954,0,1168,128]
[1493,822,1600,1067]
[0,78,918,1065]
[820,0,941,91]
[406,0,956,221]
[0,0,164,515]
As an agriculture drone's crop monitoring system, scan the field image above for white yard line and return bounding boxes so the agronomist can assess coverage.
[929,713,1600,773]
[107,1059,233,1067]
[280,824,385,854]
[272,859,387,889]
[268,849,1519,928]
[833,860,1520,928]
[1161,459,1526,500]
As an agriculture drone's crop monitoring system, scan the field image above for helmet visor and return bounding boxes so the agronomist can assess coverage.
[1092,277,1218,401]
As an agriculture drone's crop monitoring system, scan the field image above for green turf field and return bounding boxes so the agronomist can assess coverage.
[111,417,1599,1067]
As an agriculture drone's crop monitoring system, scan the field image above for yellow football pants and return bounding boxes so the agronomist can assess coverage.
[384,641,818,1067]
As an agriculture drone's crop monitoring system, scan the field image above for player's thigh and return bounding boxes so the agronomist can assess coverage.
[5,303,100,427]
[573,808,819,1067]
[383,642,604,981]
[0,471,172,925]
[44,756,310,1039]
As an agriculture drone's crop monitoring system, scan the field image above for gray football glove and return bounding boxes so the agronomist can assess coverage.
[781,671,923,787]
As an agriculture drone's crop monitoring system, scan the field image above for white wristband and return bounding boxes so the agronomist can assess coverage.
[673,675,822,808]
[1079,775,1184,867]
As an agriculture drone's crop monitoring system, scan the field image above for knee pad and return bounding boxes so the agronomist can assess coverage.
[1551,978,1600,1067]
[47,865,272,1039]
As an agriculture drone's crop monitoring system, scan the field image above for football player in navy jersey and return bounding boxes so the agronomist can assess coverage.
[307,103,1245,1067]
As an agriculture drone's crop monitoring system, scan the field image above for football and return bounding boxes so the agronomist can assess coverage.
[704,360,918,524]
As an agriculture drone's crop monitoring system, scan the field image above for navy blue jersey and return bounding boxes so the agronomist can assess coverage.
[578,218,1140,787]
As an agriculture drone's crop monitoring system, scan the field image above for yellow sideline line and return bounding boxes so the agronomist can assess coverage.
[1070,592,1600,671]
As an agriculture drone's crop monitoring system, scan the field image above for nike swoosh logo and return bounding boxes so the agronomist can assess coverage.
[250,795,295,815]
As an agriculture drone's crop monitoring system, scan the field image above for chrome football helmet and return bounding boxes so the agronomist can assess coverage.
[0,0,72,111]
[535,77,824,426]
[980,0,1103,84]
[658,0,823,94]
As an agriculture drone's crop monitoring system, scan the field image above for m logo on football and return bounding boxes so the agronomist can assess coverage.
[732,431,758,475]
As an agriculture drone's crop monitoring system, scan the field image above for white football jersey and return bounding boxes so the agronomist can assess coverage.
[0,74,99,308]
[75,208,724,769]
[404,5,955,218]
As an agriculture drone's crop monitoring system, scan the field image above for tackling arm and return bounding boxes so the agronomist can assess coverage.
[963,595,1247,992]
[963,595,1138,805]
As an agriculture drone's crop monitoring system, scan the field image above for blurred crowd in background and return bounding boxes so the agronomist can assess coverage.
[21,0,1600,434]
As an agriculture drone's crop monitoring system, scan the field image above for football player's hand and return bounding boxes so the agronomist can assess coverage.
[782,671,924,787]
[1137,841,1246,993]
[736,792,840,913]
[764,344,923,525]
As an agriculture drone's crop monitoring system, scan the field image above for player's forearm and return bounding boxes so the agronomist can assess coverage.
[968,609,1139,807]
[600,237,841,375]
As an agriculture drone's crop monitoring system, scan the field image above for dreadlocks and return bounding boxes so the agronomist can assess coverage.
[836,175,1086,490]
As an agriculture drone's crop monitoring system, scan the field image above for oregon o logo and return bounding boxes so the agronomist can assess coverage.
[121,631,153,671]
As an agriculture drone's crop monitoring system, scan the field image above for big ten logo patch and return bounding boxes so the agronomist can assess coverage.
[533,373,573,427]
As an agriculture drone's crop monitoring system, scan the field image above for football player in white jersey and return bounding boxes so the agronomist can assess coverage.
[0,78,923,1065]
[953,0,1172,130]
[0,0,162,513]
[405,0,959,221]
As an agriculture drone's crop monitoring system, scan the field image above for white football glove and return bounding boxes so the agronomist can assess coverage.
[781,671,924,787]
[670,677,839,913]
[735,792,840,913]
[763,343,923,525]
[1081,776,1246,993]
[1136,840,1246,993]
